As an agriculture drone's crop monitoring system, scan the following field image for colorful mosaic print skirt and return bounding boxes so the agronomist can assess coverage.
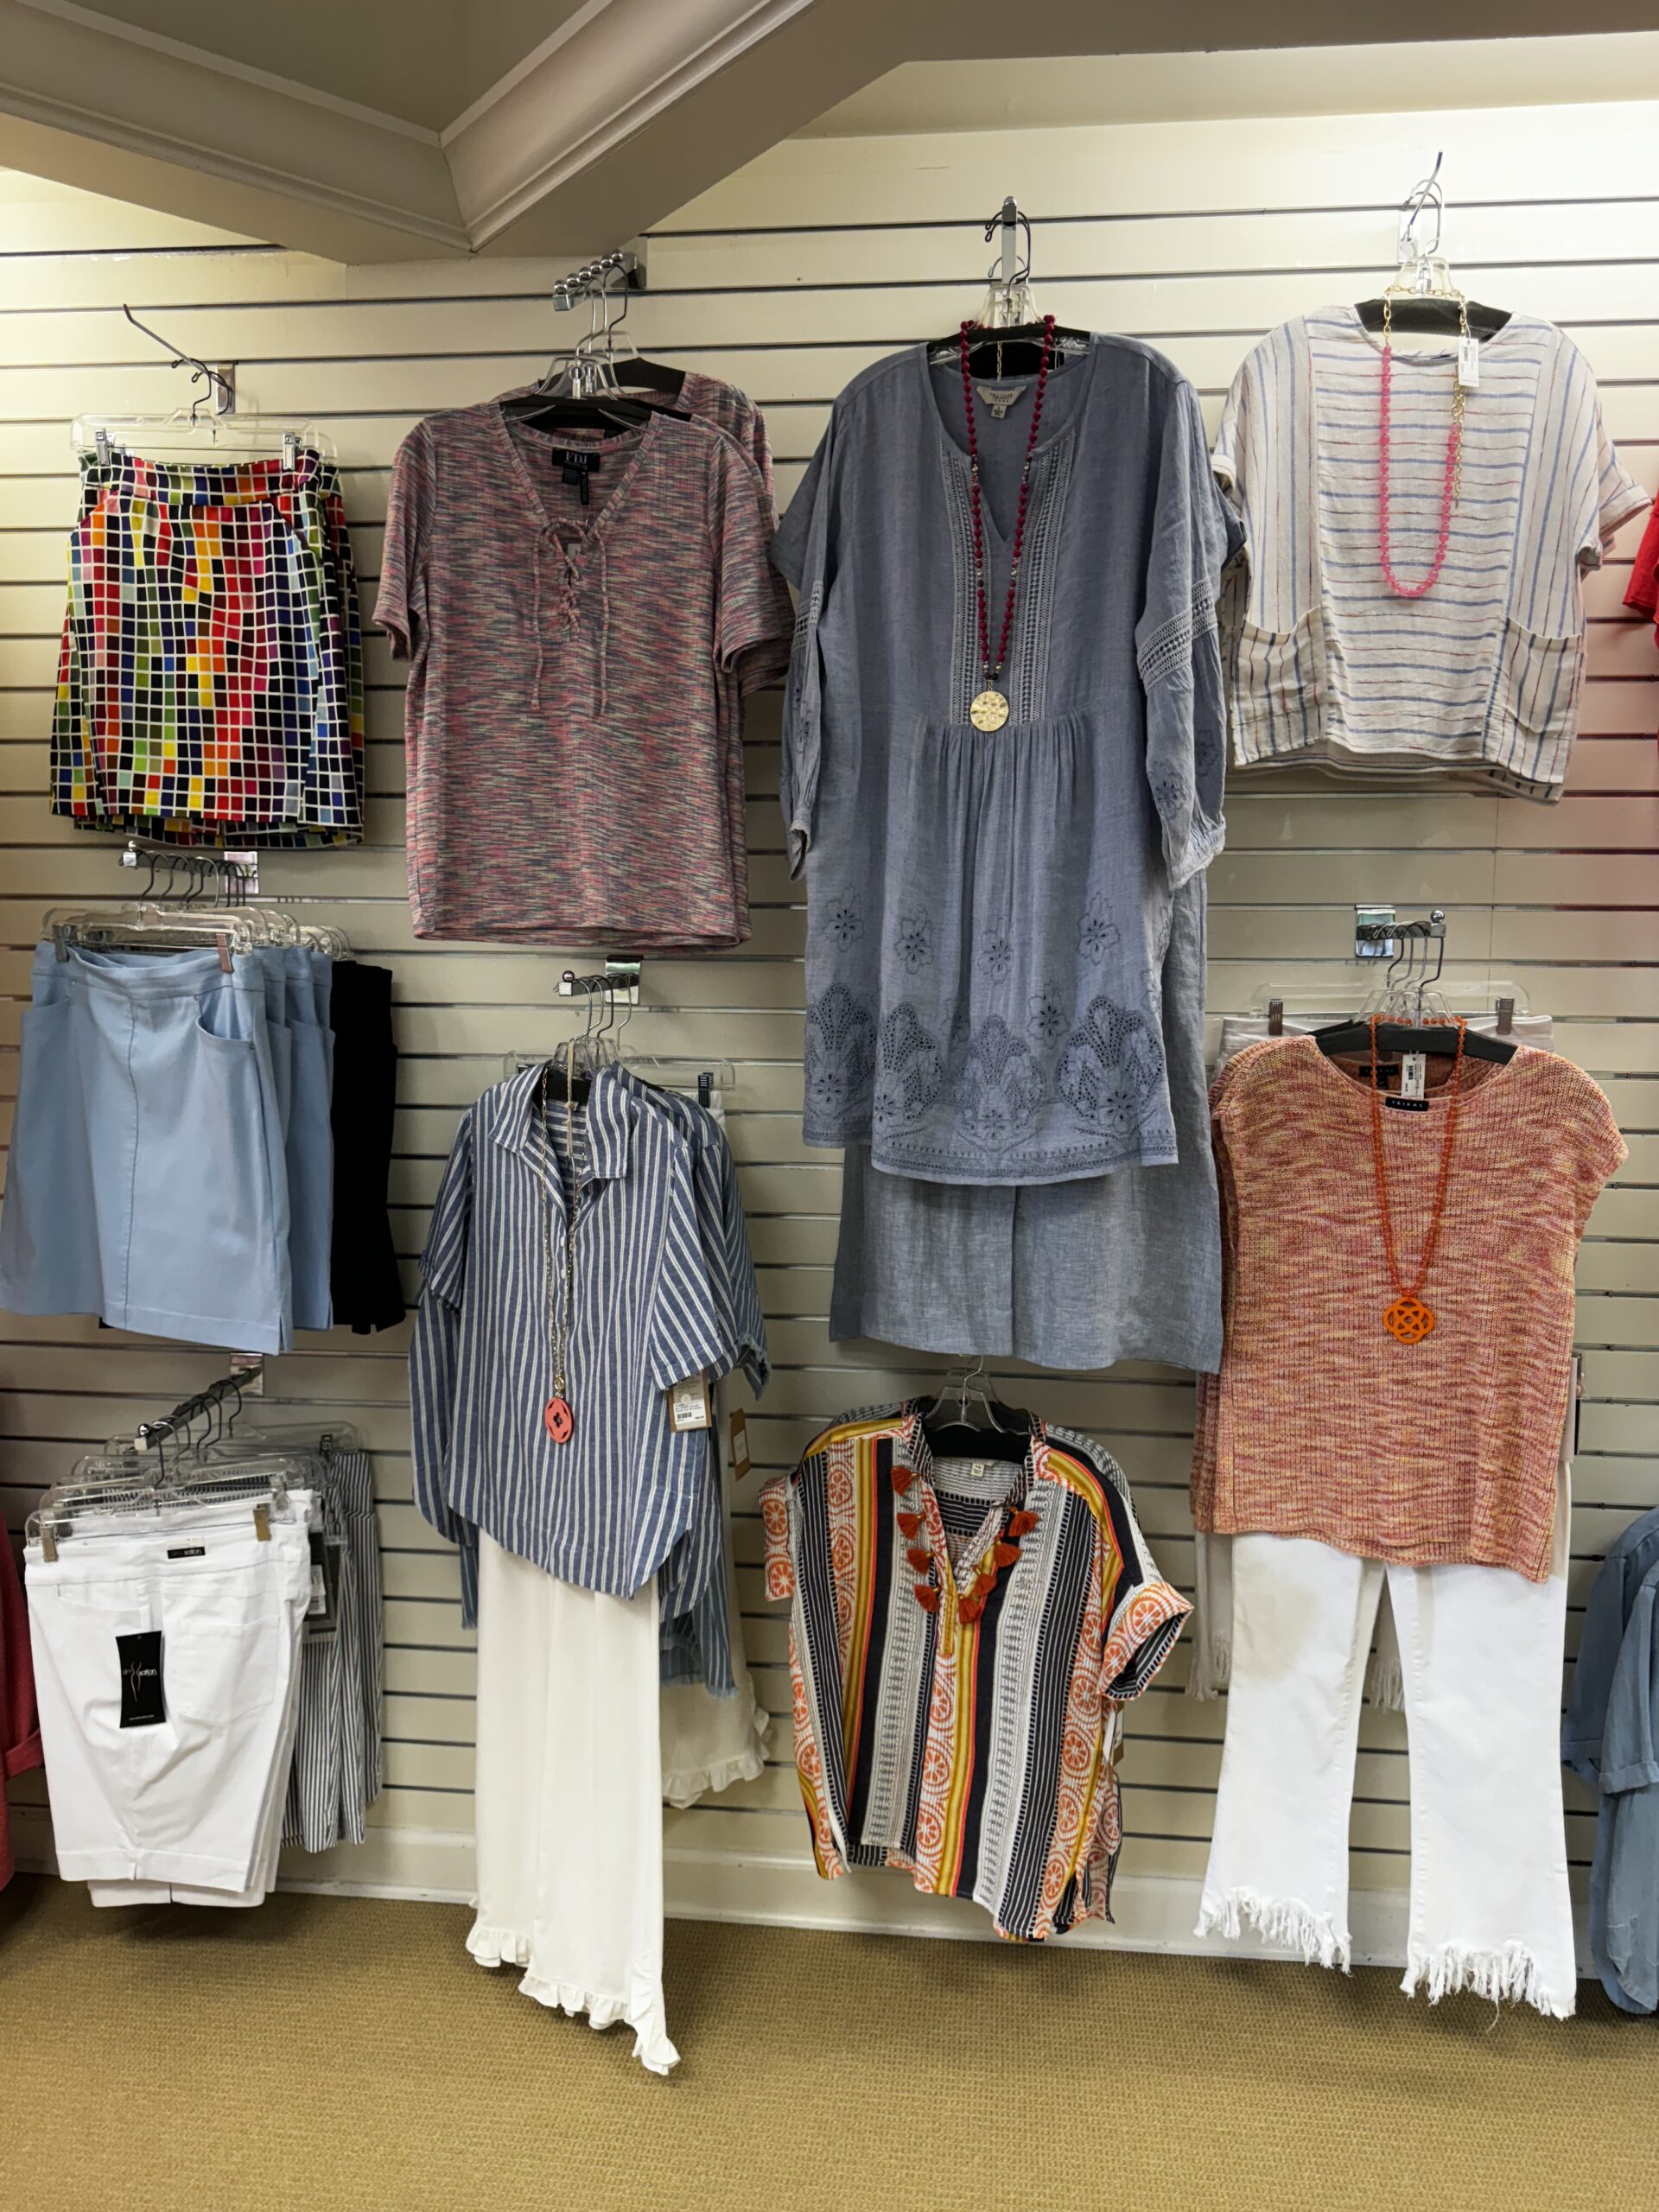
[50,448,364,849]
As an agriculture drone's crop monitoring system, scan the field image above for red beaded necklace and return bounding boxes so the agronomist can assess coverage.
[957,314,1056,731]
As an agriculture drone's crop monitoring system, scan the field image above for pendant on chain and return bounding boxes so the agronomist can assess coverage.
[1382,1295,1435,1345]
[969,689,1010,731]
[543,1394,575,1444]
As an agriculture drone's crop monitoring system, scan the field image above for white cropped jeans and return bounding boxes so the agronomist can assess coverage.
[1195,1511,1576,2018]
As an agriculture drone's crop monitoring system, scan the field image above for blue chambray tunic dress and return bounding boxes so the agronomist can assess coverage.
[772,335,1242,1369]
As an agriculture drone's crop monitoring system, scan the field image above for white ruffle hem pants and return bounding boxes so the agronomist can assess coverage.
[470,1535,678,2074]
[1195,1510,1576,2018]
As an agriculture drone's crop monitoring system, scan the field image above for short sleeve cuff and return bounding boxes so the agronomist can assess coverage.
[1101,1580,1192,1701]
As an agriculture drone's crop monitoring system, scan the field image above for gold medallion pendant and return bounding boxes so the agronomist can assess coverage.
[1382,1294,1435,1344]
[969,689,1010,732]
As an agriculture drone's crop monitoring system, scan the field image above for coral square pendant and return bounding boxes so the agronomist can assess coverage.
[1383,1295,1435,1345]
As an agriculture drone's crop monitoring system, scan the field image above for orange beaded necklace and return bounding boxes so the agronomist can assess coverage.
[1367,1013,1467,1344]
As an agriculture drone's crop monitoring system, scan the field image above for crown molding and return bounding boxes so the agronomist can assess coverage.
[0,0,468,255]
[14,0,443,142]
[444,0,820,248]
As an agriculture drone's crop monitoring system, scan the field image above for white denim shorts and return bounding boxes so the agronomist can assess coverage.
[26,1512,312,1891]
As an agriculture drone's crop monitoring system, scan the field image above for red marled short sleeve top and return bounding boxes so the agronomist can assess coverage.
[1191,1038,1625,1580]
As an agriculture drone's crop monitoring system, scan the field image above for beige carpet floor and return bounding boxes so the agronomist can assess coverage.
[0,1874,1650,2211]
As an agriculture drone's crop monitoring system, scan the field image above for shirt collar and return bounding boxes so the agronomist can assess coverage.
[493,1058,637,1183]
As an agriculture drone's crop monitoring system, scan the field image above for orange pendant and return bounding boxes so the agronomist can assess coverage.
[543,1395,575,1443]
[1383,1295,1435,1344]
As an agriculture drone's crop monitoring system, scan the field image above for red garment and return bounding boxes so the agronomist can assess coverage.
[1,1533,43,1890]
[1626,501,1659,632]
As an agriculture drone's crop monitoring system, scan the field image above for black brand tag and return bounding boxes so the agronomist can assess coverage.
[167,1545,207,1560]
[549,447,600,506]
[118,1630,166,1728]
[1382,1096,1431,1112]
[302,1529,341,1637]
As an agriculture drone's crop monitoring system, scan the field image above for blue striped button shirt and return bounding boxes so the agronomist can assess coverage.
[608,1067,768,1698]
[410,1063,734,1624]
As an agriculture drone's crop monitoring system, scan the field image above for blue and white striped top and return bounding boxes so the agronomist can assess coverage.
[410,1063,741,1630]
[1214,307,1649,801]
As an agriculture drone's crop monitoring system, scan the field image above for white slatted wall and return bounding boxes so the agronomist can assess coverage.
[3,92,1656,1944]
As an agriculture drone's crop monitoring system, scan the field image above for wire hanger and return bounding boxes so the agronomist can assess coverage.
[918,1357,1032,1463]
[1355,156,1510,340]
[926,198,1092,374]
[504,264,688,434]
[1313,914,1516,1072]
[74,304,329,467]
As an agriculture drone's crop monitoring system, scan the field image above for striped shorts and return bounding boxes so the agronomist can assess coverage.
[282,1449,384,1853]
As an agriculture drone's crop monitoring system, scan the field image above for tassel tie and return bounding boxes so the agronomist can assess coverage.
[901,1480,1033,1630]
[530,524,610,720]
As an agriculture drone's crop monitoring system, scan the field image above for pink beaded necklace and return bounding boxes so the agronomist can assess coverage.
[1376,291,1470,601]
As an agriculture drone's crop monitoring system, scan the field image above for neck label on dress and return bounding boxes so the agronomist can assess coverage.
[118,1630,166,1728]
[1382,1095,1430,1112]
[976,383,1026,420]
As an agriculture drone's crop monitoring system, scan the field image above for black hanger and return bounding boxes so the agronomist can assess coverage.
[1313,1017,1516,1068]
[612,357,687,401]
[500,387,678,435]
[925,320,1091,375]
[1354,296,1511,340]
[920,1397,1033,1465]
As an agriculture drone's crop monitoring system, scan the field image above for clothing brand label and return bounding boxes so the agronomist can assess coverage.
[550,447,600,505]
[118,1630,166,1728]
[166,1545,207,1559]
[1382,1095,1430,1112]
[1400,1053,1427,1101]
[976,383,1025,420]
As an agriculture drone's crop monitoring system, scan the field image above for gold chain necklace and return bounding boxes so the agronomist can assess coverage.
[538,1042,580,1443]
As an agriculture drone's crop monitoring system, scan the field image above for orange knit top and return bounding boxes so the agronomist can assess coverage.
[1191,1038,1625,1580]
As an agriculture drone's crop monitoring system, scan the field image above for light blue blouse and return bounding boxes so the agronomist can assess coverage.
[773,334,1241,1186]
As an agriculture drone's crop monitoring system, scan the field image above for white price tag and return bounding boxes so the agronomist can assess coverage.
[667,1374,711,1432]
[1401,1053,1427,1101]
[1457,336,1480,390]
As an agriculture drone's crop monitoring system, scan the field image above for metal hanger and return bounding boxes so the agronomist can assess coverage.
[926,198,1092,373]
[1355,156,1510,340]
[505,265,688,432]
[1313,914,1517,1071]
[918,1358,1032,1463]
[75,307,329,467]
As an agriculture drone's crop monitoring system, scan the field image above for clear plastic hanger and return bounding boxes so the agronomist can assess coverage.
[74,308,330,467]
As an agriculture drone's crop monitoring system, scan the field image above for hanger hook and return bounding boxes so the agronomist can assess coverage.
[1399,156,1445,261]
[982,203,1032,289]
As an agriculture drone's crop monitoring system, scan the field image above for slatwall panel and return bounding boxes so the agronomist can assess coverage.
[2,92,1656,1928]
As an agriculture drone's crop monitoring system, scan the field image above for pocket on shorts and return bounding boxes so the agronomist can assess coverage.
[162,1573,283,1723]
[30,1576,152,1748]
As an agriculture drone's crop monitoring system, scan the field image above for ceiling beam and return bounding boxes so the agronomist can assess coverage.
[3,0,1658,264]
